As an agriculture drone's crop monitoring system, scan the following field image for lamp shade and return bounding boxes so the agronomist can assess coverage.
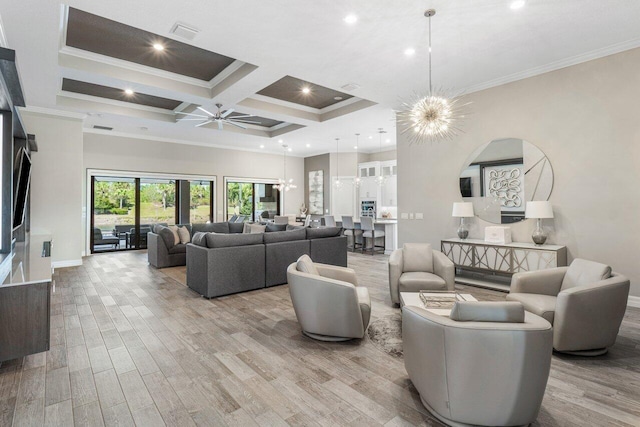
[452,202,474,218]
[525,201,554,219]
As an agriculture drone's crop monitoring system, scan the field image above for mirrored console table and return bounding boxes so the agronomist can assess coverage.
[441,238,567,291]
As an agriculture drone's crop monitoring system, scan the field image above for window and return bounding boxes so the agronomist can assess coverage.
[226,180,280,222]
[91,177,136,252]
[190,180,212,223]
[139,179,176,226]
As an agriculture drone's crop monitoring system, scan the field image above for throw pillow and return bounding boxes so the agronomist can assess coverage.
[243,223,266,234]
[167,225,180,245]
[296,254,319,276]
[158,227,176,249]
[191,232,208,247]
[177,226,190,244]
[403,243,434,273]
[266,223,287,232]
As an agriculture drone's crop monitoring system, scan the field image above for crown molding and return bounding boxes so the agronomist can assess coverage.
[19,106,86,121]
[462,38,640,95]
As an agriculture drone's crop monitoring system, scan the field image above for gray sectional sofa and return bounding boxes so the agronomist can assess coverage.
[186,226,346,298]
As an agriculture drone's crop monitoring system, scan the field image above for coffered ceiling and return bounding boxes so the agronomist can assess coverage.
[1,0,640,156]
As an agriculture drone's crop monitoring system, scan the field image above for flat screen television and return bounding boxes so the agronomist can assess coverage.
[13,148,31,230]
[459,177,472,197]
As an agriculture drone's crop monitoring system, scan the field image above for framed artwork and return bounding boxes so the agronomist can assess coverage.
[482,163,524,212]
[308,170,324,214]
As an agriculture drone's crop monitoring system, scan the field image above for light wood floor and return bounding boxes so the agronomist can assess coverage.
[1,251,639,426]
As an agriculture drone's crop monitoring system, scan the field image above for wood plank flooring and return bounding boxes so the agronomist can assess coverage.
[1,250,639,426]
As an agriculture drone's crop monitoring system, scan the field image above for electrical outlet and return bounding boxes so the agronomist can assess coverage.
[416,213,424,220]
[400,213,409,219]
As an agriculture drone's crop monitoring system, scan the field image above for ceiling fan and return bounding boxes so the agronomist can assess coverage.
[176,103,260,130]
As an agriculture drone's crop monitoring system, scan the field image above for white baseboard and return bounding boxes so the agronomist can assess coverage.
[52,259,83,269]
[628,296,640,309]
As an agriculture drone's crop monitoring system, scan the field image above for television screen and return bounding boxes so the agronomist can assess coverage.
[13,148,31,229]
[460,177,472,197]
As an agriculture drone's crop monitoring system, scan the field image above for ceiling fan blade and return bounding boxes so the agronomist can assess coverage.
[178,118,212,121]
[221,108,235,118]
[218,121,223,130]
[175,112,208,118]
[229,119,262,124]
[225,120,247,130]
[226,114,254,119]
[197,106,215,116]
[195,120,213,128]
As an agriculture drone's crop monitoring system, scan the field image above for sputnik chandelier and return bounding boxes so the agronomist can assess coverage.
[333,138,344,189]
[273,145,297,192]
[399,9,468,143]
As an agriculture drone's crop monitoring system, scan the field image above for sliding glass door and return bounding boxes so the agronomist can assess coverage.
[226,181,280,222]
[91,177,136,252]
[190,180,212,223]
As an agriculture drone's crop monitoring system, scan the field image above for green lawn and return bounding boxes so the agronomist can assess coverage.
[95,202,211,230]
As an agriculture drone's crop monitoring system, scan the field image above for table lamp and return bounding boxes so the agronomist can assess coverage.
[525,201,554,245]
[452,202,474,239]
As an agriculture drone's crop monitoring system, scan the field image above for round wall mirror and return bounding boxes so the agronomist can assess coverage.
[459,138,553,224]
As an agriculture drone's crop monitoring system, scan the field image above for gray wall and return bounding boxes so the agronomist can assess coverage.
[304,153,330,214]
[397,47,640,297]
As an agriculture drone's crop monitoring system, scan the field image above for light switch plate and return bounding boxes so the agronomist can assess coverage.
[400,213,409,219]
[416,213,424,220]
[409,213,414,220]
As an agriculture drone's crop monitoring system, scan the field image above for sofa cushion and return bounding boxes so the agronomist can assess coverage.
[263,228,307,244]
[561,258,612,291]
[398,272,446,291]
[228,222,245,233]
[356,287,371,329]
[243,223,266,234]
[168,243,187,254]
[266,223,287,232]
[403,243,434,273]
[205,232,263,248]
[286,224,305,231]
[177,226,190,244]
[296,254,319,276]
[506,293,557,324]
[306,227,341,239]
[158,227,176,249]
[167,225,181,245]
[450,301,525,323]
[191,232,208,247]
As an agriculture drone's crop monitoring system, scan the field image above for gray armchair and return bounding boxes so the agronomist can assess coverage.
[403,301,553,427]
[287,255,370,341]
[507,258,630,355]
[389,243,455,305]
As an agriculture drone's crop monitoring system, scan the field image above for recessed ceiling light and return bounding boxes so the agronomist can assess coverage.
[152,43,164,51]
[510,0,525,10]
[259,144,265,149]
[385,139,391,143]
[344,14,358,24]
[124,89,134,95]
[368,136,373,139]
[353,146,358,150]
[287,147,292,152]
[404,47,416,56]
[306,144,311,148]
[278,139,284,144]
[334,96,343,101]
[301,87,311,95]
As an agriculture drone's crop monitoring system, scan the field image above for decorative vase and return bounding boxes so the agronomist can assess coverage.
[457,218,469,240]
[531,218,547,245]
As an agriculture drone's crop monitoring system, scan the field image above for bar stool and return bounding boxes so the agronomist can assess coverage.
[341,216,362,252]
[323,215,336,227]
[303,215,312,227]
[361,217,385,255]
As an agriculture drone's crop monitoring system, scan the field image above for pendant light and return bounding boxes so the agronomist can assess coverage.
[273,145,297,192]
[333,138,344,189]
[353,133,361,188]
[399,9,467,143]
[375,128,388,186]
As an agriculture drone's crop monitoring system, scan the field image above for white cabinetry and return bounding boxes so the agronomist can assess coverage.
[358,160,397,212]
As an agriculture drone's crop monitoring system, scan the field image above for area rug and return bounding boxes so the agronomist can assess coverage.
[367,313,403,358]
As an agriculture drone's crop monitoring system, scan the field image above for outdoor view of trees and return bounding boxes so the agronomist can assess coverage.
[93,178,213,231]
[227,182,254,218]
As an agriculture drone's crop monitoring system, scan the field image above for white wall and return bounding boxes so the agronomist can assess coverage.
[397,47,640,297]
[83,132,304,221]
[22,111,84,267]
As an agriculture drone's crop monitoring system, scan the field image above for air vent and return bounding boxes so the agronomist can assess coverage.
[93,125,113,131]
[170,22,199,41]
[341,83,361,91]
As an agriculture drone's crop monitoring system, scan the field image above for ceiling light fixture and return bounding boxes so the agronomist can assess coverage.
[510,0,526,10]
[301,87,311,95]
[152,43,165,51]
[375,129,388,186]
[404,47,416,56]
[124,89,134,95]
[306,143,311,148]
[344,14,358,24]
[278,139,284,144]
[334,138,343,189]
[399,9,468,143]
[334,96,343,101]
[273,145,297,192]
[259,144,265,149]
